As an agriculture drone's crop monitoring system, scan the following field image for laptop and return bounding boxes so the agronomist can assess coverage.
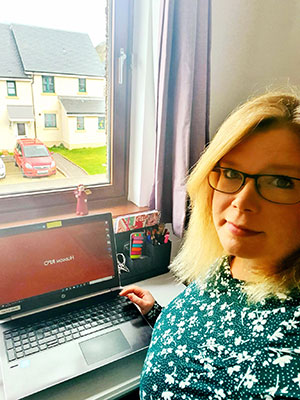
[0,213,152,400]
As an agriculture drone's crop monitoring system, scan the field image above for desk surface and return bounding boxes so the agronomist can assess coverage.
[0,272,185,400]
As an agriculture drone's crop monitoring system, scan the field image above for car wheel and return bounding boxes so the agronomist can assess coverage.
[21,168,27,178]
[14,161,18,167]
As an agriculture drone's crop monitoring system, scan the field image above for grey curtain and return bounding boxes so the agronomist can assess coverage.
[150,0,211,237]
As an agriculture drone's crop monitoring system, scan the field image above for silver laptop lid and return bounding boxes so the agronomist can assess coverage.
[0,213,119,320]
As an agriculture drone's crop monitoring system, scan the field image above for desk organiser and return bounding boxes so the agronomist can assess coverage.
[115,226,171,285]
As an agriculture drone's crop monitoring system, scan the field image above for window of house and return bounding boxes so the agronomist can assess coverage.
[42,76,55,93]
[7,81,17,96]
[98,116,105,129]
[0,0,133,222]
[44,114,57,128]
[77,116,85,130]
[17,123,26,136]
[78,78,86,92]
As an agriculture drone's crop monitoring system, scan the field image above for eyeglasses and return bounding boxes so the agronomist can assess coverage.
[208,166,300,204]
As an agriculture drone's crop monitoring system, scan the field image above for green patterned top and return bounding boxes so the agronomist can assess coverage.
[140,257,300,399]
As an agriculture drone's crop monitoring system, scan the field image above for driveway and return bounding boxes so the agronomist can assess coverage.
[0,154,108,196]
[52,153,88,178]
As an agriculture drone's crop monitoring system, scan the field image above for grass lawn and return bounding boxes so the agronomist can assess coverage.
[49,146,107,175]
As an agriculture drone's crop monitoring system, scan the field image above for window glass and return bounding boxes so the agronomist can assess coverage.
[77,116,85,130]
[42,76,55,93]
[7,81,17,96]
[0,0,132,216]
[17,123,26,136]
[98,116,105,130]
[78,78,86,92]
[44,114,57,128]
[23,145,49,158]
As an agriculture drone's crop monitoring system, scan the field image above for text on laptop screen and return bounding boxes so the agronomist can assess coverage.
[0,219,115,306]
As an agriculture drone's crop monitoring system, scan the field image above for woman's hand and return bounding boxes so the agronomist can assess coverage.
[119,285,155,315]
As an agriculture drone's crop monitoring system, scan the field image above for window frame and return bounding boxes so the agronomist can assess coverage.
[42,76,55,93]
[1,0,134,224]
[44,113,57,128]
[78,78,86,92]
[7,80,17,96]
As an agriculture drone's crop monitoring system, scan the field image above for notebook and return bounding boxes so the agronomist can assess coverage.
[0,213,152,400]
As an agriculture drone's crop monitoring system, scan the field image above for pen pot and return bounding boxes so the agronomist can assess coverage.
[144,240,171,272]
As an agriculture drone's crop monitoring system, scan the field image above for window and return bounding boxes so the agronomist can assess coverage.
[42,76,55,93]
[98,116,105,130]
[17,123,26,136]
[77,116,84,130]
[78,78,86,92]
[44,114,57,128]
[7,81,17,96]
[0,0,133,222]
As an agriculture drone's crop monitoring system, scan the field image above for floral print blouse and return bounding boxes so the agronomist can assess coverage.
[140,257,300,399]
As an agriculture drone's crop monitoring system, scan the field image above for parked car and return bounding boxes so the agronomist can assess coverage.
[0,157,6,179]
[14,138,56,178]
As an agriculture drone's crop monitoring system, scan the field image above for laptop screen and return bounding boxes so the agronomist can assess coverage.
[0,213,119,319]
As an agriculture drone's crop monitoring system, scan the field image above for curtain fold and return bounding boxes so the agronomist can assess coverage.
[150,0,211,237]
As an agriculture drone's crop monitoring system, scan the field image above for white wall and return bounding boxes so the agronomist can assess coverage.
[210,0,300,137]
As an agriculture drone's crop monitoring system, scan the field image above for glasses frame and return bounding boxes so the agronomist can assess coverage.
[208,166,300,205]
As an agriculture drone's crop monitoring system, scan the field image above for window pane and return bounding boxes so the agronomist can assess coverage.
[7,81,16,96]
[0,0,132,217]
[76,116,85,130]
[78,78,86,92]
[0,1,112,196]
[17,123,25,135]
[98,116,105,129]
[42,76,55,93]
[44,114,57,128]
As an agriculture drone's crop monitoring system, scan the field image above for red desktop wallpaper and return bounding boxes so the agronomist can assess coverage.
[0,221,115,304]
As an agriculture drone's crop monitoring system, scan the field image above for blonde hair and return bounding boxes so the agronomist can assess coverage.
[170,91,300,302]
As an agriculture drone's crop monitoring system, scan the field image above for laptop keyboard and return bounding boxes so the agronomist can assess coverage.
[3,295,140,363]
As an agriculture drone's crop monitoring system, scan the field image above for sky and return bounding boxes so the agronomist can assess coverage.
[0,0,107,46]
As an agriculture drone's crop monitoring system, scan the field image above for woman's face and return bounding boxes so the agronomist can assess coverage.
[212,127,300,267]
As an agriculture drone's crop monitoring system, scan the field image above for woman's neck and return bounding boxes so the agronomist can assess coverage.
[230,257,275,282]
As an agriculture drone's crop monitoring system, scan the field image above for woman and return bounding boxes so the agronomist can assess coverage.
[120,92,300,399]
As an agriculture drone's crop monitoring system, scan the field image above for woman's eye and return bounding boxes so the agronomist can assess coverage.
[223,169,241,180]
[271,176,294,189]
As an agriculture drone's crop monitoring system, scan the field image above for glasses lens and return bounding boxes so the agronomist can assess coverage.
[208,168,243,193]
[257,175,300,204]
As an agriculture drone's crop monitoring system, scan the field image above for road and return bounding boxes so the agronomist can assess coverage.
[0,155,108,195]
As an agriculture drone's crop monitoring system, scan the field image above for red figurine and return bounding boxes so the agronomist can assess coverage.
[74,184,91,216]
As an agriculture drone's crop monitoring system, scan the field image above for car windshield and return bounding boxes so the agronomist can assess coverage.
[23,145,49,158]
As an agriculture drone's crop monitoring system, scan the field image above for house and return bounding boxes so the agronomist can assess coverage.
[0,23,105,151]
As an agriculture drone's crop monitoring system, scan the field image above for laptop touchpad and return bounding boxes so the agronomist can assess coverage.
[79,329,131,365]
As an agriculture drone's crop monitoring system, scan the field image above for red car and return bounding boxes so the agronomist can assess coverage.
[14,138,56,177]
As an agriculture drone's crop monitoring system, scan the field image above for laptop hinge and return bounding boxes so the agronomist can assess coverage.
[1,288,121,323]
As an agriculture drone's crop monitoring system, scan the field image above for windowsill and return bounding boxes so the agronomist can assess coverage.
[6,96,18,99]
[41,93,56,96]
[0,199,149,229]
[44,127,59,130]
[77,92,87,95]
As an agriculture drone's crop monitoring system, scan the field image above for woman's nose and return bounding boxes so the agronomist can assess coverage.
[231,179,260,212]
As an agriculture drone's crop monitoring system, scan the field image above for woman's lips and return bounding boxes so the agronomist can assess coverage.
[226,221,262,237]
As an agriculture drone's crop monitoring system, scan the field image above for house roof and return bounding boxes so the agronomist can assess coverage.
[7,105,34,121]
[2,23,105,78]
[59,96,105,115]
[0,24,29,79]
[12,24,105,77]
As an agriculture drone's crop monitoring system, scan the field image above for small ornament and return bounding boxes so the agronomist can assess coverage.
[74,184,91,216]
